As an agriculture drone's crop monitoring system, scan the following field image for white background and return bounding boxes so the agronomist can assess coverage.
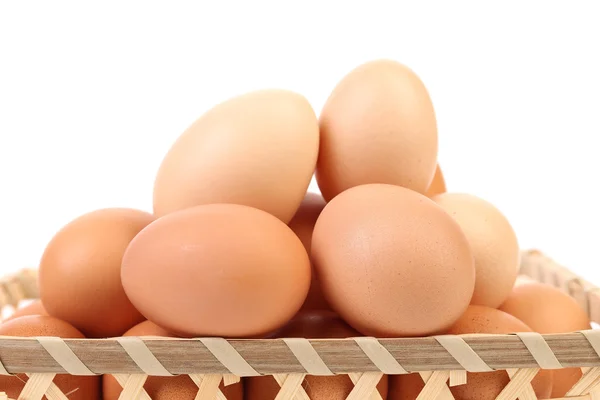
[0,3,598,281]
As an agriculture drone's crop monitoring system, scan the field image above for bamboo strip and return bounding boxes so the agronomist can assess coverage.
[17,373,54,400]
[1,333,599,375]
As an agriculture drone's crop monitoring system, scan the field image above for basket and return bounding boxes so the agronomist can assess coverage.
[1,249,599,400]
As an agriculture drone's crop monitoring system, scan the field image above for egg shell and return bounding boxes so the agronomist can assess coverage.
[39,208,152,338]
[0,315,100,400]
[121,203,311,338]
[288,192,331,312]
[311,183,475,337]
[3,299,48,322]
[499,281,591,397]
[153,89,319,223]
[316,59,438,201]
[103,320,242,400]
[440,305,552,400]
[432,193,520,308]
[425,164,446,197]
[246,311,388,400]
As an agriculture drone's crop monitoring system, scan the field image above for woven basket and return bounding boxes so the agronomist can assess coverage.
[1,249,599,400]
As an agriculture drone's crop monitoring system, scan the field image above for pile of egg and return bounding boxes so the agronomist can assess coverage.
[0,59,591,400]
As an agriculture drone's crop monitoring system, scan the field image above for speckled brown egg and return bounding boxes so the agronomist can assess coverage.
[316,59,438,201]
[499,281,591,397]
[288,192,331,312]
[122,203,311,338]
[153,89,319,223]
[426,164,446,197]
[311,184,475,337]
[246,311,388,400]
[103,320,243,399]
[4,299,48,322]
[432,193,520,308]
[39,208,152,338]
[0,315,101,400]
[442,305,553,400]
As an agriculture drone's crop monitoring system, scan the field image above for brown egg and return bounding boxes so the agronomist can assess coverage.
[425,164,446,197]
[432,193,519,308]
[388,373,426,400]
[103,320,242,400]
[39,208,151,338]
[441,306,553,400]
[316,59,438,201]
[499,281,591,397]
[311,184,475,337]
[0,315,100,400]
[246,311,388,400]
[4,299,48,322]
[122,204,311,338]
[153,89,319,223]
[288,192,331,312]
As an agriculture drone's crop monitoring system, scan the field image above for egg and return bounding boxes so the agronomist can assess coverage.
[39,208,152,337]
[0,315,100,400]
[288,192,331,312]
[246,311,388,400]
[153,89,319,223]
[425,164,446,197]
[316,59,438,201]
[499,281,591,397]
[391,306,553,400]
[311,184,475,337]
[121,203,311,338]
[432,193,519,308]
[103,321,242,400]
[3,299,47,322]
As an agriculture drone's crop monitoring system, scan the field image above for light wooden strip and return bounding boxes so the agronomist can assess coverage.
[274,374,310,400]
[349,373,383,400]
[449,370,467,387]
[353,337,408,374]
[496,368,539,400]
[419,372,455,400]
[283,338,332,376]
[118,374,147,400]
[434,335,493,372]
[506,368,536,400]
[25,374,67,400]
[0,358,9,375]
[18,373,55,400]
[346,372,383,400]
[223,374,240,386]
[515,332,562,369]
[42,383,68,400]
[36,337,95,375]
[114,374,152,400]
[568,367,600,396]
[199,338,260,376]
[416,371,450,400]
[193,374,221,400]
[189,374,228,400]
[117,337,173,376]
[274,374,306,400]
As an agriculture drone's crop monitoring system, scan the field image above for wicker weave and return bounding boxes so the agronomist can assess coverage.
[0,250,599,399]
